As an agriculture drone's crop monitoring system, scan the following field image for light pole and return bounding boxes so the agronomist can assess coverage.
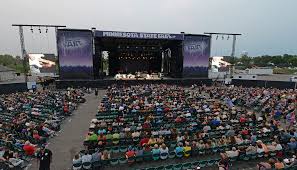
[12,24,66,83]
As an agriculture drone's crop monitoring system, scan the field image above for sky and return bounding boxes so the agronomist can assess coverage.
[0,0,296,57]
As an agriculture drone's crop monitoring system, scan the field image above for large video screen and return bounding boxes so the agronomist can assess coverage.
[183,35,211,77]
[28,53,57,77]
[57,30,93,79]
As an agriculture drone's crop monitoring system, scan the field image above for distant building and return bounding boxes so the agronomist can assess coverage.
[0,65,16,81]
[246,67,273,75]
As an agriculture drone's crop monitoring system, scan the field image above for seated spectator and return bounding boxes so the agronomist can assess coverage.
[183,142,192,157]
[87,131,98,142]
[275,142,283,151]
[274,158,285,169]
[23,141,36,156]
[8,152,24,168]
[126,146,136,163]
[101,150,110,160]
[42,124,55,137]
[33,130,42,141]
[82,151,92,170]
[287,138,297,150]
[148,136,157,146]
[257,162,272,170]
[135,146,144,158]
[2,147,13,160]
[267,142,277,152]
[105,131,113,142]
[256,140,267,154]
[218,152,230,170]
[73,154,82,170]
[226,147,239,158]
[246,144,257,155]
[151,144,160,160]
[283,155,297,168]
[140,136,149,147]
[159,143,169,160]
[175,142,184,158]
[132,131,140,139]
[91,149,101,162]
[112,131,120,145]
[97,133,106,146]
[225,127,235,137]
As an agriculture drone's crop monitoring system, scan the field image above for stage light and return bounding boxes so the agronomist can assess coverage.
[39,27,41,33]
[216,35,218,40]
[30,27,33,33]
[45,27,48,33]
[227,35,230,40]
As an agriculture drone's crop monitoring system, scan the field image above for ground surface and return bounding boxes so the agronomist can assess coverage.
[29,90,104,170]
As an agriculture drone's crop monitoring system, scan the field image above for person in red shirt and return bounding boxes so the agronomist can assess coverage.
[140,136,149,147]
[239,115,247,123]
[241,128,249,139]
[23,141,36,156]
[125,147,136,164]
[63,104,69,114]
[142,121,151,130]
[33,130,41,141]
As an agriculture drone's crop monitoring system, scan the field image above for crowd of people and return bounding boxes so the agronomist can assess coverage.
[0,88,85,169]
[74,84,296,170]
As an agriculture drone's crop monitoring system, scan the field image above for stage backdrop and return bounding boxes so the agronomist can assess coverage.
[183,35,210,77]
[57,30,93,79]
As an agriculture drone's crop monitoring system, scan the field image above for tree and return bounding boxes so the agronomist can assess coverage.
[0,54,27,73]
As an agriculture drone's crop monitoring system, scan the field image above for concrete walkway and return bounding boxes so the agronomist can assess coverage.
[30,90,105,170]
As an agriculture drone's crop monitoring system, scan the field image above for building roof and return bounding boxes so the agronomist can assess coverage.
[0,65,15,72]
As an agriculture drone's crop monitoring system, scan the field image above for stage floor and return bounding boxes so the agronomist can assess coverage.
[56,77,212,89]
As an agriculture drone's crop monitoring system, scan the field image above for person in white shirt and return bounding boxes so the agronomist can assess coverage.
[82,151,92,169]
[159,143,169,160]
[226,147,239,158]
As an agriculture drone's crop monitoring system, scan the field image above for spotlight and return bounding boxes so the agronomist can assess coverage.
[30,27,33,33]
[46,27,48,33]
[39,27,41,33]
[227,35,230,40]
[216,35,218,40]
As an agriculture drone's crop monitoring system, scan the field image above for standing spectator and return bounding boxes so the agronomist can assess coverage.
[37,145,52,170]
[95,88,98,96]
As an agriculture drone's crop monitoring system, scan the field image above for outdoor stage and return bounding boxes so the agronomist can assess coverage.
[55,77,212,89]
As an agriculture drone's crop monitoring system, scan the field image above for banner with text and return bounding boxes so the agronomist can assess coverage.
[96,31,184,40]
[57,30,93,79]
[183,35,210,77]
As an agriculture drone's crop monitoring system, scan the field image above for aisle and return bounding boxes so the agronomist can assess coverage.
[30,90,105,170]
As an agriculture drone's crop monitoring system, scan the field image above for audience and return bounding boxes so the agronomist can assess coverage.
[77,84,297,169]
[0,88,85,169]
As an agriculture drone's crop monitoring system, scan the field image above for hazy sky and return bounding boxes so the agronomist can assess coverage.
[0,0,296,57]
